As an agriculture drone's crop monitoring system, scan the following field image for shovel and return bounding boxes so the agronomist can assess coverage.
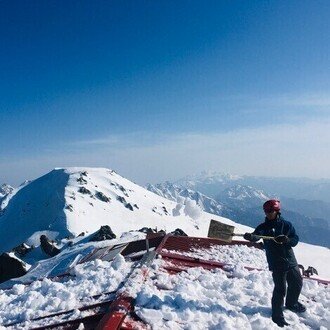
[207,219,278,243]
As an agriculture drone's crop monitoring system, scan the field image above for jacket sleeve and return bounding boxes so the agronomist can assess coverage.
[250,224,263,242]
[285,222,299,247]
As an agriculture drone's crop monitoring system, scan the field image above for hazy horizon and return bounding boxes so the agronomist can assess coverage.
[2,165,330,189]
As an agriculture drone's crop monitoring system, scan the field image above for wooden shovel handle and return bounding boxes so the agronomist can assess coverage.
[233,233,275,240]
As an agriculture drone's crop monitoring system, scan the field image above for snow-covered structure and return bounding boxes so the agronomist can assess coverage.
[0,234,328,329]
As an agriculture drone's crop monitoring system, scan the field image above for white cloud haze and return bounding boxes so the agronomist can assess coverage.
[1,119,330,186]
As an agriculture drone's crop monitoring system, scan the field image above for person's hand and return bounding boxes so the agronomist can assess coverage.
[243,233,258,241]
[274,235,290,244]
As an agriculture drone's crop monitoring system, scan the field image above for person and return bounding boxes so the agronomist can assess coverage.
[243,199,306,327]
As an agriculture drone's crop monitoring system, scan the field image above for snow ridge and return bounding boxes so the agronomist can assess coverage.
[0,168,220,254]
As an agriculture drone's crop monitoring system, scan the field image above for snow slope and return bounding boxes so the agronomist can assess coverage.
[0,167,329,277]
[0,167,329,329]
[0,240,328,329]
[0,168,211,254]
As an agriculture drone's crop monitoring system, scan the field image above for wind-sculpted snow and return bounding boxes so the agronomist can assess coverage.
[164,244,268,270]
[0,255,133,328]
[0,243,329,329]
[133,251,330,329]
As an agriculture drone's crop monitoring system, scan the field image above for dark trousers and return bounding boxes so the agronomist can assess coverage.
[271,266,303,319]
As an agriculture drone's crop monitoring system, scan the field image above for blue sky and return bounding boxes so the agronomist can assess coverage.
[1,1,330,185]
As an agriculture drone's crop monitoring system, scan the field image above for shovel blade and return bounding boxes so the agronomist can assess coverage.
[207,220,235,242]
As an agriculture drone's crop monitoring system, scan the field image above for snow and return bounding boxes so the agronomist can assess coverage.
[0,168,208,254]
[0,167,329,328]
[0,254,133,328]
[183,198,203,221]
[138,267,329,329]
[0,234,144,288]
[1,242,328,329]
[294,243,330,280]
[132,250,330,330]
[1,167,329,279]
[164,244,268,270]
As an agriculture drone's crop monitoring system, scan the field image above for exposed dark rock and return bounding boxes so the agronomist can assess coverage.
[12,243,34,257]
[151,206,163,216]
[95,191,111,203]
[65,204,73,212]
[117,195,134,211]
[162,206,169,215]
[78,187,91,195]
[77,177,87,185]
[119,185,129,197]
[138,227,157,234]
[40,235,61,257]
[171,228,188,236]
[89,225,116,241]
[133,204,139,209]
[125,203,134,211]
[0,253,27,283]
[81,171,88,177]
[117,196,127,204]
[78,232,85,237]
[137,227,166,235]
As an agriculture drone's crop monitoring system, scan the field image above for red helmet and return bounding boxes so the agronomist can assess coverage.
[263,199,281,213]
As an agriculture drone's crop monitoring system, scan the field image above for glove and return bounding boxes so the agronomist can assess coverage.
[274,235,290,244]
[243,233,258,241]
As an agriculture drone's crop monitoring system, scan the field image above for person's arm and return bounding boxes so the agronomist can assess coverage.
[244,224,263,242]
[285,222,299,247]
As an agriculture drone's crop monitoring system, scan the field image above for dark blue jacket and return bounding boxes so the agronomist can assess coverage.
[252,215,299,271]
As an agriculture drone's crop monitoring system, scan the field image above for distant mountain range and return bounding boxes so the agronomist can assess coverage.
[146,182,229,217]
[175,171,330,203]
[147,172,330,247]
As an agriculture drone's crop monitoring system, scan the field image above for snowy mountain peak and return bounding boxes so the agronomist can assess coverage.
[0,183,16,214]
[0,167,220,254]
[146,181,229,217]
[176,171,243,186]
[215,184,273,210]
[146,182,185,201]
[224,184,270,201]
[0,183,14,197]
